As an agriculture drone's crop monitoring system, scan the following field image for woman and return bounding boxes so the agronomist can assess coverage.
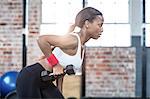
[16,7,104,99]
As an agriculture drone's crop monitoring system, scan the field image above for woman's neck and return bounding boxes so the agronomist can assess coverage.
[78,30,91,46]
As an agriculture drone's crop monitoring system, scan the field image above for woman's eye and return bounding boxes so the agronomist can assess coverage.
[98,23,103,27]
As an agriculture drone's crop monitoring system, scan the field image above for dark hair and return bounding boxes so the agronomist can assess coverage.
[75,7,103,28]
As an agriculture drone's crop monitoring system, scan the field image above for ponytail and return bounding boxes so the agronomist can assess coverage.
[67,24,81,33]
[67,24,76,33]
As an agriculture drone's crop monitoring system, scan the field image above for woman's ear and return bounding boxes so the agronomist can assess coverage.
[85,20,89,28]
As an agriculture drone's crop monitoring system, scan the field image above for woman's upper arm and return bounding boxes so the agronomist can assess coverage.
[38,34,77,49]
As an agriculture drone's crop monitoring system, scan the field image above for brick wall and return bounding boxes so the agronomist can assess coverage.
[0,0,23,75]
[85,47,136,97]
[0,0,42,75]
[27,0,42,65]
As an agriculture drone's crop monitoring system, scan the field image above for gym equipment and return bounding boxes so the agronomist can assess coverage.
[41,64,75,82]
[0,71,18,97]
[4,90,17,99]
[0,77,1,97]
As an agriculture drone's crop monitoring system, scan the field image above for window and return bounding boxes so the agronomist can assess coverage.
[41,0,130,47]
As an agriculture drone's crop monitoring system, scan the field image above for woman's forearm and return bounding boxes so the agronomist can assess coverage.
[56,77,64,92]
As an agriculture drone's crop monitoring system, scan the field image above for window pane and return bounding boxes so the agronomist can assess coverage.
[113,24,131,46]
[86,24,131,47]
[55,0,82,24]
[26,0,29,24]
[146,24,150,47]
[86,0,129,23]
[40,24,71,35]
[42,0,82,24]
[42,0,56,23]
[146,0,150,23]
[65,0,83,23]
[145,0,150,46]
[41,0,82,34]
[40,24,56,35]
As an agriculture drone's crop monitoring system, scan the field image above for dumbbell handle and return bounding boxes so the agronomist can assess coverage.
[48,68,70,81]
[41,65,75,82]
[41,70,67,82]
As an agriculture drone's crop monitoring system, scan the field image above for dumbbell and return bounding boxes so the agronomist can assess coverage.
[41,64,75,82]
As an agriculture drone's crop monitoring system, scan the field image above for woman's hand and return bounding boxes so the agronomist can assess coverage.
[52,63,64,75]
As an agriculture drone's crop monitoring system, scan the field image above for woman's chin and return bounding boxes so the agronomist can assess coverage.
[93,36,101,39]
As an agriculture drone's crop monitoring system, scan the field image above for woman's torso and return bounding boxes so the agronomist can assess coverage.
[52,33,84,74]
[38,33,84,74]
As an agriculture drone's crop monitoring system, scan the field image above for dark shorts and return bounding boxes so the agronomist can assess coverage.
[16,63,64,99]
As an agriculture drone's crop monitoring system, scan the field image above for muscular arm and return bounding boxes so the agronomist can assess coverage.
[37,35,59,57]
[37,34,77,92]
[37,34,77,58]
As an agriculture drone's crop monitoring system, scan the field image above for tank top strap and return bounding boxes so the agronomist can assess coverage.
[70,33,85,63]
[81,47,85,64]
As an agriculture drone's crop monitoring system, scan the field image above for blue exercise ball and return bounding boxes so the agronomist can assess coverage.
[0,76,2,97]
[0,71,18,97]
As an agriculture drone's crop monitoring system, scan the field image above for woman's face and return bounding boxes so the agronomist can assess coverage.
[87,15,104,39]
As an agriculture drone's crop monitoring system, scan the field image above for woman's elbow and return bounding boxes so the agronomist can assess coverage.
[37,35,47,42]
[37,36,47,45]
